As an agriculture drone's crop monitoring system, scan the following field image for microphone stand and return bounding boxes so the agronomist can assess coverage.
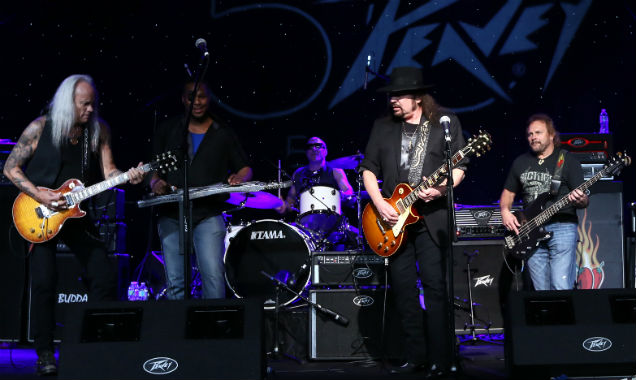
[259,271,350,327]
[443,130,459,373]
[180,51,210,299]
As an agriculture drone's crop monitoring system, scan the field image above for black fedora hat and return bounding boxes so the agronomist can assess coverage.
[377,66,434,93]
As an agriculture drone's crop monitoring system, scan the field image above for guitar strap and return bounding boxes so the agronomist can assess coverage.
[407,115,431,187]
[81,126,90,183]
[549,149,567,196]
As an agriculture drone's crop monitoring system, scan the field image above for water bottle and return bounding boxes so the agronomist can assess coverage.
[599,109,609,134]
[127,281,139,301]
[138,282,149,301]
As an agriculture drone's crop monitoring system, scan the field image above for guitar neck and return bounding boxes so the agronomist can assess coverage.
[401,150,465,209]
[72,162,153,203]
[532,165,611,224]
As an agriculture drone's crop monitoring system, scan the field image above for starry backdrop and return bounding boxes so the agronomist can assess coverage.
[1,0,634,268]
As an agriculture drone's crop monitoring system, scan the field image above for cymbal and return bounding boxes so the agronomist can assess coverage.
[329,153,364,169]
[226,192,283,209]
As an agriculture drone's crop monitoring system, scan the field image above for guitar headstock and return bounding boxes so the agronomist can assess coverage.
[607,151,631,176]
[464,130,492,157]
[152,151,179,174]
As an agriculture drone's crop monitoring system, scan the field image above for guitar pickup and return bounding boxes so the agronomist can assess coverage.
[375,218,386,234]
[64,194,75,207]
[35,206,51,219]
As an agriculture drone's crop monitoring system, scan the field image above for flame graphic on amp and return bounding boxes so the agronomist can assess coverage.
[576,210,604,289]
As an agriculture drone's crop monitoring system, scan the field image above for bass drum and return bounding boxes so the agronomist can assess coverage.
[224,219,315,309]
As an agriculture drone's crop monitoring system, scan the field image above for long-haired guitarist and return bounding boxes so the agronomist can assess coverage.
[358,67,467,376]
[2,74,146,376]
[500,113,588,291]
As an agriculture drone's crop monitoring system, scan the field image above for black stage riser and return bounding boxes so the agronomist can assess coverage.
[59,298,265,380]
[505,289,636,379]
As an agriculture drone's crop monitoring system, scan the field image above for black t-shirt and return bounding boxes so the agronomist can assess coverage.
[503,149,584,221]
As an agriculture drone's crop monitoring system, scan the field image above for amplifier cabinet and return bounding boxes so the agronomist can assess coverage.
[311,251,386,286]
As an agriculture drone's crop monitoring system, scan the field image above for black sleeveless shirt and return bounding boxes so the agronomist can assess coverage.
[292,164,340,195]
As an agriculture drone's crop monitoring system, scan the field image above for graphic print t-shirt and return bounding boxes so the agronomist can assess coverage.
[503,150,584,221]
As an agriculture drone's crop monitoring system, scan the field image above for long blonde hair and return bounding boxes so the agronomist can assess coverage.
[49,74,100,151]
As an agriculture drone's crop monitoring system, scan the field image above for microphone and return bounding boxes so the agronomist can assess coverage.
[318,304,350,327]
[440,115,451,142]
[195,38,209,57]
[287,261,310,287]
[364,54,371,90]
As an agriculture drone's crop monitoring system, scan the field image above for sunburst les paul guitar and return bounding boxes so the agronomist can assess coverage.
[504,152,631,260]
[12,151,178,243]
[362,131,492,257]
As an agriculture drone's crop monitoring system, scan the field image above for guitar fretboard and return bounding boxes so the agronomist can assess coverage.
[69,162,153,204]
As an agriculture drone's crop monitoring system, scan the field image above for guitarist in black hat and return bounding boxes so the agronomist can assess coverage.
[500,113,588,291]
[359,66,467,377]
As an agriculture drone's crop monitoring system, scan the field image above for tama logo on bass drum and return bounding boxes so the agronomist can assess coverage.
[250,230,286,240]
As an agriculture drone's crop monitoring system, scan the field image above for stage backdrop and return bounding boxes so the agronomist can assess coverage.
[0,0,634,265]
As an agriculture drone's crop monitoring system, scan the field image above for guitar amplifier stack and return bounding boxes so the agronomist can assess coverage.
[308,250,404,360]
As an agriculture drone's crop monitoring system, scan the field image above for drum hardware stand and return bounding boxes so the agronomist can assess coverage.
[355,172,364,250]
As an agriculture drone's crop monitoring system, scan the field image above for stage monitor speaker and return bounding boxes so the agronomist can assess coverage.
[453,240,524,334]
[0,185,27,341]
[27,253,130,342]
[576,181,624,289]
[505,289,636,379]
[308,288,404,360]
[59,298,264,380]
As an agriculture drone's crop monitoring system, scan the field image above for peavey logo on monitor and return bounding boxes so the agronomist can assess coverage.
[58,293,88,303]
[143,357,179,375]
[352,268,373,279]
[251,230,286,240]
[582,337,612,352]
[352,295,374,307]
[473,275,494,287]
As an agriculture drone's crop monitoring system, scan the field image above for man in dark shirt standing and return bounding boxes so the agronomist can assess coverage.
[149,80,252,300]
[500,113,588,290]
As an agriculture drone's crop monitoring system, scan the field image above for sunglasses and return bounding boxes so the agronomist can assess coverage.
[306,143,326,150]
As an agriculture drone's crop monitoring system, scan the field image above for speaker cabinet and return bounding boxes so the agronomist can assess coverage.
[453,240,517,334]
[308,288,403,360]
[59,298,264,380]
[505,289,636,379]
[311,251,386,285]
[576,181,625,288]
[28,253,130,342]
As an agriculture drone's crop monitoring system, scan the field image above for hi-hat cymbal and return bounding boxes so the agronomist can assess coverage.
[226,192,283,209]
[329,153,364,169]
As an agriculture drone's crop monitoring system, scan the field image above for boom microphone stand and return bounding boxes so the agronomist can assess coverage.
[180,41,210,299]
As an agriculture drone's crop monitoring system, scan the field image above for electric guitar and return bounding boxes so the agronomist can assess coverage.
[362,131,492,257]
[504,152,631,260]
[12,151,178,243]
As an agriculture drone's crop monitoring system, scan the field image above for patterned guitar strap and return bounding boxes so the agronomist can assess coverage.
[407,115,432,187]
[81,126,90,183]
[549,149,567,196]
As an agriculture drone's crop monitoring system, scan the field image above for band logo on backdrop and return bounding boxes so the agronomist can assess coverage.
[210,0,593,118]
[576,209,604,289]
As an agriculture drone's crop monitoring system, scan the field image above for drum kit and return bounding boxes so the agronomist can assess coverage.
[222,153,368,308]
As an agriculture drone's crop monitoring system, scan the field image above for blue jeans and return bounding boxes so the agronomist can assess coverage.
[157,215,226,299]
[527,222,578,290]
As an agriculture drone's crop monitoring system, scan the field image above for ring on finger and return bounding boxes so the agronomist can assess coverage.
[51,201,58,207]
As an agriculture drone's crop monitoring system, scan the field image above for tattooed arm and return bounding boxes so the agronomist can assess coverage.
[3,116,65,209]
[97,121,145,184]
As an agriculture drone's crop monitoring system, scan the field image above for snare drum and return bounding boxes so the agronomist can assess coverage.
[223,219,315,309]
[297,186,342,236]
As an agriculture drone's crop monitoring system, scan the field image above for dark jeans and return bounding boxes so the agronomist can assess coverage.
[30,218,115,354]
[389,227,450,367]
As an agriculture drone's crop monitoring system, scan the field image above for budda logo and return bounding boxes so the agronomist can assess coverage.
[143,357,179,375]
[57,293,88,303]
